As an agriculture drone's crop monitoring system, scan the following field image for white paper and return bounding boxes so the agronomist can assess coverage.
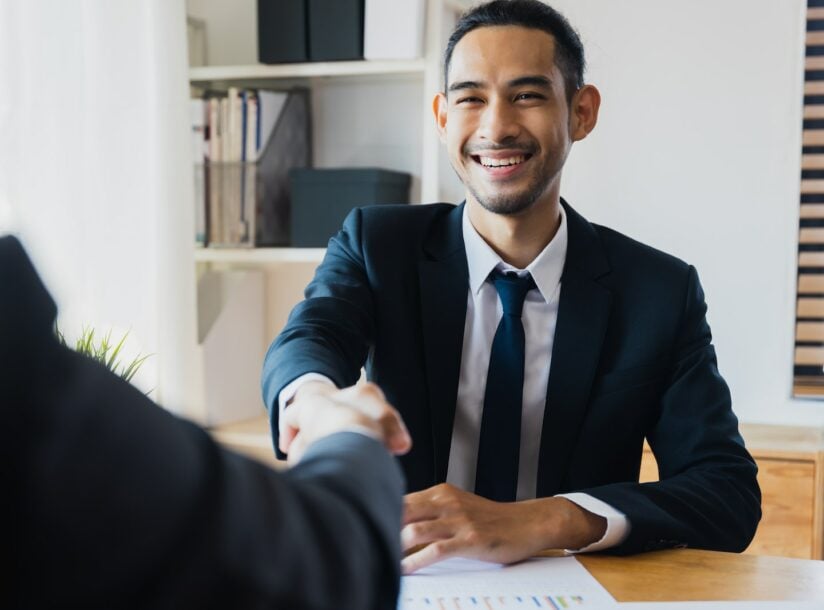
[399,556,617,609]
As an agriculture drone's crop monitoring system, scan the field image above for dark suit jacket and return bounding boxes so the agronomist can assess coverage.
[263,200,761,555]
[1,236,404,610]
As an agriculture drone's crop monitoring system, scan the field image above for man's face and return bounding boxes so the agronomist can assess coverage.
[436,26,575,216]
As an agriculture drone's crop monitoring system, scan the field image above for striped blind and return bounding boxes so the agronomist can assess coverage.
[795,0,824,395]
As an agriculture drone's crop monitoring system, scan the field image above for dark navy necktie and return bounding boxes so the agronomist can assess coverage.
[474,269,536,502]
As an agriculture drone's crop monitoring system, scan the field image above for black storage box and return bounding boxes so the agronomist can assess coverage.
[290,168,410,247]
[307,0,364,61]
[258,0,308,64]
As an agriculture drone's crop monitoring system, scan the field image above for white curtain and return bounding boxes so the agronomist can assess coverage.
[0,0,198,413]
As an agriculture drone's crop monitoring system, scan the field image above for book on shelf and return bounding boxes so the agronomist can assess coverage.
[190,98,207,245]
[190,87,311,249]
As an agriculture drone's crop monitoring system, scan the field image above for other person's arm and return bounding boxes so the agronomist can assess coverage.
[1,236,409,610]
[262,208,376,460]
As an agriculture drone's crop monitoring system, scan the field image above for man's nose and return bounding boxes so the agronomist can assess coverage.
[477,98,521,143]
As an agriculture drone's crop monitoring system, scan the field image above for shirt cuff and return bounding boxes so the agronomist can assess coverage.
[278,373,336,420]
[556,492,630,553]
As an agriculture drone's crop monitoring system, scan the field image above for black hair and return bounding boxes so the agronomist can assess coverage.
[443,0,585,101]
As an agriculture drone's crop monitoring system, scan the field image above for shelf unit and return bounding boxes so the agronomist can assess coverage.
[187,0,470,226]
[186,0,470,424]
[189,59,427,84]
[195,247,325,265]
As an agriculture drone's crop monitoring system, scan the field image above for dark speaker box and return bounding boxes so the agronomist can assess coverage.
[257,0,308,64]
[307,0,364,61]
[290,168,410,247]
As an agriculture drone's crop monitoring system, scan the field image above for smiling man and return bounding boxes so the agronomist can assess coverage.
[262,0,760,572]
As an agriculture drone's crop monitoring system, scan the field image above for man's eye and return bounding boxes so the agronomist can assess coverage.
[515,92,545,101]
[456,96,482,104]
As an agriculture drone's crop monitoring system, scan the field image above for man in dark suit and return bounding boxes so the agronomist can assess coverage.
[1,235,411,609]
[263,0,760,573]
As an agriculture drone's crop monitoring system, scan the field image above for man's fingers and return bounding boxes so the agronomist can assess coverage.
[279,425,298,454]
[403,489,442,525]
[401,539,459,575]
[279,403,303,453]
[380,408,412,455]
[287,434,308,466]
[333,383,412,454]
[280,381,411,462]
[336,382,386,410]
[280,399,303,428]
[401,519,451,551]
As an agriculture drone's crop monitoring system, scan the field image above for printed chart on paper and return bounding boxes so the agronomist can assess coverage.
[399,556,616,609]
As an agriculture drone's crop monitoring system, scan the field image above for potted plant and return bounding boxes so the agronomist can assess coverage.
[56,326,151,390]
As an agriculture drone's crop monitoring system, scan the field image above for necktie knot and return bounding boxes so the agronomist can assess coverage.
[489,270,536,318]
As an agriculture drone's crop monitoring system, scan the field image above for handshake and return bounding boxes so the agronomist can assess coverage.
[279,380,413,464]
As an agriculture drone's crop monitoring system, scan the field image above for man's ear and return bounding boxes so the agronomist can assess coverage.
[569,84,601,142]
[433,92,448,143]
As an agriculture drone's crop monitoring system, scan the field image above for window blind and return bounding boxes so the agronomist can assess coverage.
[794,0,824,396]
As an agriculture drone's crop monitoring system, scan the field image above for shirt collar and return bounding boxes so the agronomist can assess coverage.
[462,204,568,304]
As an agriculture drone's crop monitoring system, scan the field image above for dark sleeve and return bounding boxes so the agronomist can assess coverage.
[261,208,375,458]
[580,266,762,554]
[2,236,403,610]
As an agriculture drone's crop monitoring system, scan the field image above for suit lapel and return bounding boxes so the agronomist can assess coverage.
[537,201,612,497]
[418,203,468,484]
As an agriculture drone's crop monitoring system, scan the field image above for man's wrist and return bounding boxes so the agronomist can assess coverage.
[528,496,607,551]
[291,379,337,404]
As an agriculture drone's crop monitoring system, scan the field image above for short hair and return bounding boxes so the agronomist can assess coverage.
[443,0,585,102]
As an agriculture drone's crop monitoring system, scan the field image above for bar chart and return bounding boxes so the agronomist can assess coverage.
[400,593,590,608]
[398,557,615,609]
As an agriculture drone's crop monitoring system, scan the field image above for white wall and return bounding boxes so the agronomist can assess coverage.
[0,1,198,412]
[186,0,256,65]
[313,75,425,202]
[545,0,823,426]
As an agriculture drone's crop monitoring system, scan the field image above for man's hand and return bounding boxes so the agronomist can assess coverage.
[279,380,338,453]
[280,382,412,465]
[401,483,607,574]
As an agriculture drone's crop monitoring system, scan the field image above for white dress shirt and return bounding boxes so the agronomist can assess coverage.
[279,204,629,552]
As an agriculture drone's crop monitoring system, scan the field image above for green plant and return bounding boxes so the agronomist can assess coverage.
[56,326,151,384]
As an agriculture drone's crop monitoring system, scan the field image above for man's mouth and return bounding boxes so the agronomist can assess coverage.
[470,152,534,167]
[469,153,533,177]
[474,154,531,167]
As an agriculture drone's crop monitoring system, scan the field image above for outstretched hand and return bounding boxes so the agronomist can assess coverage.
[281,382,412,465]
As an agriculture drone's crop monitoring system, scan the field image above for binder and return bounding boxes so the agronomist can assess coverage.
[204,88,311,247]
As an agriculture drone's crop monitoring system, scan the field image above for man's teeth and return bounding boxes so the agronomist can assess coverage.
[479,155,526,167]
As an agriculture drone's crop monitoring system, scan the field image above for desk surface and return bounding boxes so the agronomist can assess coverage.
[576,549,824,602]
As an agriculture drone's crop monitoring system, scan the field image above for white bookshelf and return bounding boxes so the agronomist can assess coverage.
[195,247,325,265]
[190,59,426,85]
[187,0,469,427]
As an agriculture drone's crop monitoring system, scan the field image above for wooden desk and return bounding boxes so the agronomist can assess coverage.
[213,418,824,560]
[577,549,824,602]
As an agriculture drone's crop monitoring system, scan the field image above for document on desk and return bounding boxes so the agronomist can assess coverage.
[399,556,617,609]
